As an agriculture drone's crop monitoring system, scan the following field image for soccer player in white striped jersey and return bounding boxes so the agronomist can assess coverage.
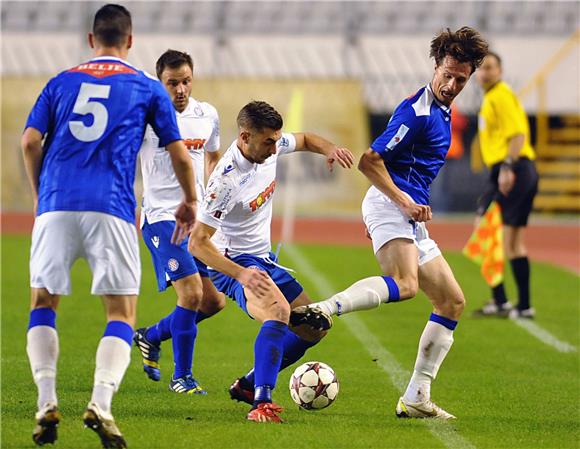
[134,50,225,395]
[189,101,354,423]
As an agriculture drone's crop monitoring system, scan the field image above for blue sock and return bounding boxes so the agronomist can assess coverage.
[170,306,198,379]
[253,320,287,405]
[429,312,458,330]
[243,331,317,387]
[195,311,210,324]
[382,276,400,302]
[146,312,173,345]
[104,321,134,346]
[28,307,56,330]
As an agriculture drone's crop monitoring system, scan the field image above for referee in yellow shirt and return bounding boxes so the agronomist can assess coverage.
[473,52,539,319]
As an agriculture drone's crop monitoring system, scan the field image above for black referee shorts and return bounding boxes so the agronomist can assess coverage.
[477,158,539,227]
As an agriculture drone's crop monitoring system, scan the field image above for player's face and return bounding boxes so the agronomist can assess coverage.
[160,64,193,113]
[476,55,502,90]
[242,128,282,164]
[431,56,472,106]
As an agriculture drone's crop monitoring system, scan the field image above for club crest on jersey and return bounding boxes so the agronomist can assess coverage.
[168,258,179,272]
[249,180,276,212]
[222,164,235,175]
[279,137,289,148]
[184,138,206,151]
[151,236,160,248]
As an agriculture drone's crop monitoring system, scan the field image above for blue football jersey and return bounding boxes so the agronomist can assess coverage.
[25,57,181,223]
[370,84,451,205]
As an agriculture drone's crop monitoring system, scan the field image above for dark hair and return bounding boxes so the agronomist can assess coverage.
[430,27,489,73]
[93,4,132,47]
[156,49,194,79]
[486,51,502,67]
[237,101,283,132]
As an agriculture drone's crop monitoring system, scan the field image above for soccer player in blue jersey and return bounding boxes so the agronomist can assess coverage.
[134,49,225,394]
[293,27,488,420]
[21,5,196,447]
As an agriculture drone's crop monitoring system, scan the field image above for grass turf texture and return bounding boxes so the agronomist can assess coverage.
[2,235,579,449]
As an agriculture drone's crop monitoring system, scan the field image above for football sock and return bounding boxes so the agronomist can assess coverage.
[145,311,173,345]
[316,276,400,316]
[403,313,456,404]
[27,308,59,410]
[170,305,198,379]
[492,283,508,305]
[510,257,531,310]
[195,311,210,324]
[90,321,133,416]
[253,320,287,405]
[242,331,318,387]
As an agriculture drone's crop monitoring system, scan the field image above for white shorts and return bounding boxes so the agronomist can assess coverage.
[362,187,441,266]
[30,211,140,296]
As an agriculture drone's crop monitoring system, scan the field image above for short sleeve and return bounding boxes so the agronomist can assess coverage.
[277,132,297,156]
[494,90,527,138]
[147,80,182,147]
[197,174,237,229]
[205,105,220,152]
[25,79,54,135]
[370,102,425,162]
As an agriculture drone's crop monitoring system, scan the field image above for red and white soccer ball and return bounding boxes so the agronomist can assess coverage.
[289,361,339,410]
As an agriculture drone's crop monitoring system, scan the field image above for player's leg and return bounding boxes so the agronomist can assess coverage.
[81,212,139,447]
[398,235,463,420]
[196,273,226,323]
[28,211,81,446]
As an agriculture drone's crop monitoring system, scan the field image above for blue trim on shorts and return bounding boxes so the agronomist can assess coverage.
[28,308,56,330]
[429,312,458,331]
[142,219,207,292]
[209,252,303,317]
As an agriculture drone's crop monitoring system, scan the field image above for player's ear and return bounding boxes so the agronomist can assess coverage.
[88,32,95,49]
[126,34,133,50]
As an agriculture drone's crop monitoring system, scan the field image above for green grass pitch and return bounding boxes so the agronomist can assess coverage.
[2,235,579,449]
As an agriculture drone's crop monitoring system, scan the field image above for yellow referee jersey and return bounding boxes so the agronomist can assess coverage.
[478,81,535,167]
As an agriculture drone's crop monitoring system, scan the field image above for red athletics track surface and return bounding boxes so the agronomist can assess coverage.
[2,213,578,274]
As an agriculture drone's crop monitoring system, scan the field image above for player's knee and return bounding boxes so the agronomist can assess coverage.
[201,291,226,316]
[177,284,204,310]
[31,289,58,310]
[443,294,465,320]
[265,299,291,324]
[395,276,419,300]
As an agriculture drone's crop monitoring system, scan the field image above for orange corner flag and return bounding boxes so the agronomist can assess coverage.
[463,201,504,287]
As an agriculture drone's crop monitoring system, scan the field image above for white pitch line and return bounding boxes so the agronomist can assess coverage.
[284,245,476,449]
[511,318,577,353]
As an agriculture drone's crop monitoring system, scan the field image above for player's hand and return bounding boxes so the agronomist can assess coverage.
[238,267,271,298]
[498,166,516,196]
[172,201,197,245]
[326,147,355,172]
[400,202,432,223]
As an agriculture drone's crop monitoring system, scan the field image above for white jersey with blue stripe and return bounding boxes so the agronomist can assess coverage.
[25,57,181,224]
[369,84,451,205]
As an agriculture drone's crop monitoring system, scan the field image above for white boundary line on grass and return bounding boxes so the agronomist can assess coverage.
[511,319,577,353]
[284,245,476,449]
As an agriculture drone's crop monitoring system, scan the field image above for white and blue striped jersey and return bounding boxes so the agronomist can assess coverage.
[25,57,181,224]
[370,84,451,205]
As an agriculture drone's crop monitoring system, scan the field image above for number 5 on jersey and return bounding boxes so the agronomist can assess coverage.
[69,82,111,142]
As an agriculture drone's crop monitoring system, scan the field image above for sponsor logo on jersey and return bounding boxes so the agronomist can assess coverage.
[279,137,289,148]
[222,164,235,175]
[213,211,222,219]
[249,180,276,212]
[69,62,137,78]
[168,258,180,272]
[386,124,409,151]
[151,236,160,248]
[194,105,204,117]
[184,138,206,151]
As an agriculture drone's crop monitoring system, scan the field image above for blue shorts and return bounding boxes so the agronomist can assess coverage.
[209,252,303,316]
[142,219,209,292]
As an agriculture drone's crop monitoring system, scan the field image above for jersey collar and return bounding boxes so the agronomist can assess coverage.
[89,56,138,70]
[231,142,255,172]
[426,84,451,115]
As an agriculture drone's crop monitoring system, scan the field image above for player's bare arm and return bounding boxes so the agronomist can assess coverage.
[292,132,354,171]
[188,221,271,297]
[21,127,44,213]
[166,139,197,244]
[204,150,221,183]
[498,133,525,196]
[358,148,432,222]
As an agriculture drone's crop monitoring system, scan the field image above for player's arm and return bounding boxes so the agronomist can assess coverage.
[166,140,197,244]
[189,221,270,297]
[21,127,44,214]
[204,150,221,184]
[292,132,354,171]
[358,149,431,222]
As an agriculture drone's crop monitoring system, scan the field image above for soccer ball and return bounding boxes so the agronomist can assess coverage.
[289,361,339,410]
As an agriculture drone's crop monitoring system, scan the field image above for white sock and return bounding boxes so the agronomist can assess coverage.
[403,320,454,403]
[27,326,59,410]
[90,336,131,416]
[316,277,391,316]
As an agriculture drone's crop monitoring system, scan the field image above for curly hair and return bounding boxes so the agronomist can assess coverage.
[430,27,489,73]
[237,101,283,132]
